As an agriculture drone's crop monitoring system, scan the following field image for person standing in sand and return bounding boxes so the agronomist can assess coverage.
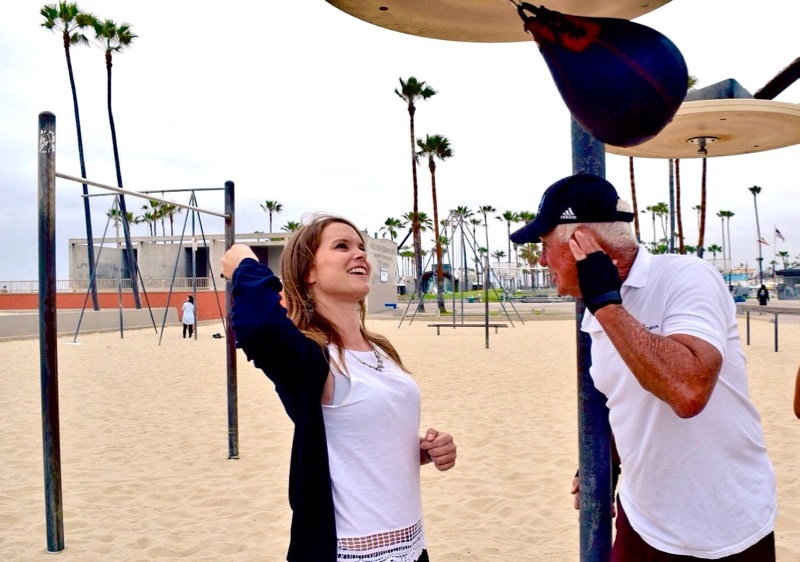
[757,284,770,306]
[181,295,195,339]
[221,213,457,562]
[511,173,776,561]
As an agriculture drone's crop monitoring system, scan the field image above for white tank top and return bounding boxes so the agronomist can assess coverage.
[323,346,425,561]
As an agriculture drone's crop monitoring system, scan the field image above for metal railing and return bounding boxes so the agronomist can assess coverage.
[0,277,214,293]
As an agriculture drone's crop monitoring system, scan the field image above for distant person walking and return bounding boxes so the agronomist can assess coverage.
[757,284,770,306]
[182,295,195,338]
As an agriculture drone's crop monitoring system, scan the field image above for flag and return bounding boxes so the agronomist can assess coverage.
[758,237,769,245]
[775,228,785,242]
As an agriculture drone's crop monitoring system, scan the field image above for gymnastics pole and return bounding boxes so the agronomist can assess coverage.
[572,117,613,561]
[224,181,239,459]
[38,111,65,552]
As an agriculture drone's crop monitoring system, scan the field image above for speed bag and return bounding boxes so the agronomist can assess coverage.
[517,3,688,147]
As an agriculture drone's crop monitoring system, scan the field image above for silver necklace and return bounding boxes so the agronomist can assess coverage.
[348,348,384,372]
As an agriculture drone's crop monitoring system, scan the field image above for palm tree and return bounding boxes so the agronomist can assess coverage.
[161,202,180,237]
[41,2,100,310]
[497,211,520,260]
[674,159,685,254]
[451,206,473,293]
[653,202,670,245]
[643,207,657,249]
[281,221,301,232]
[402,211,433,237]
[707,244,723,260]
[139,200,159,236]
[777,250,790,270]
[399,248,415,277]
[416,133,452,313]
[91,16,140,307]
[479,205,496,290]
[260,200,283,233]
[628,156,641,242]
[379,216,405,242]
[396,76,436,311]
[696,155,708,259]
[749,185,764,283]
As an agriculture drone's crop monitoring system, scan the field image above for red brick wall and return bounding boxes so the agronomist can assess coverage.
[0,291,226,321]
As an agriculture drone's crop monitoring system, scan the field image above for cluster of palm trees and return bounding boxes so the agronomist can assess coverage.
[393,77,546,312]
[380,205,544,295]
[105,199,181,238]
[41,1,137,308]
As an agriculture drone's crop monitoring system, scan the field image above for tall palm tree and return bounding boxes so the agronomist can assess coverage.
[653,202,670,245]
[91,16,140,307]
[161,202,180,237]
[479,205,496,289]
[260,200,283,233]
[516,211,537,287]
[497,211,520,260]
[416,133,452,313]
[139,200,158,236]
[696,156,708,259]
[451,206,473,293]
[717,210,735,288]
[396,76,436,311]
[41,2,100,310]
[628,156,641,243]
[749,185,764,283]
[674,158,685,254]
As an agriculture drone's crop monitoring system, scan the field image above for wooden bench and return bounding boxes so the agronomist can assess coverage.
[427,322,508,335]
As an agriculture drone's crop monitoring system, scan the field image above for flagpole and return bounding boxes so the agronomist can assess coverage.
[773,224,777,287]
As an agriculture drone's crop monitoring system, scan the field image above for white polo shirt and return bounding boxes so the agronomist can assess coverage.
[582,248,776,558]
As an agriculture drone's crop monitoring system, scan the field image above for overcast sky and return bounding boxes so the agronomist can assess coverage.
[1,0,798,282]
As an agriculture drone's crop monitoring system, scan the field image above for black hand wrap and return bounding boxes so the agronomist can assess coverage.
[576,251,622,314]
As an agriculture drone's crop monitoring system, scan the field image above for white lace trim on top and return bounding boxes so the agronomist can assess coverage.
[337,519,425,562]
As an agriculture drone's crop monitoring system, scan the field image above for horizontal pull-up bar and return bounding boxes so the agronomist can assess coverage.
[56,172,229,219]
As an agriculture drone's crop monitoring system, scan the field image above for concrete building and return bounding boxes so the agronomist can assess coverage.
[68,231,398,314]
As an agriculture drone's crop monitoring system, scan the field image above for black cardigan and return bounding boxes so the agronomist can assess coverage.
[231,258,337,561]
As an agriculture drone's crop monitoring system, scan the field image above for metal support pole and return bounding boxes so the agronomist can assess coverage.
[224,181,239,459]
[38,111,65,552]
[773,313,779,352]
[572,117,612,562]
[746,311,751,345]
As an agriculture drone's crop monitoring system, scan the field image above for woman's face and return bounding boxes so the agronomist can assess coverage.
[307,222,371,303]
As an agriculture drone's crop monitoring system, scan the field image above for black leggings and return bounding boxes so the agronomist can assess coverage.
[183,323,193,338]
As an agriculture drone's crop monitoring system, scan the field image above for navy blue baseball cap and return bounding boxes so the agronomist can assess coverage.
[510,173,634,244]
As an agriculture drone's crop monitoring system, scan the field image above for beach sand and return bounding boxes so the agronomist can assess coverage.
[1,314,798,561]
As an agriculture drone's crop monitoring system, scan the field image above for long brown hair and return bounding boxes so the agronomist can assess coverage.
[279,214,405,370]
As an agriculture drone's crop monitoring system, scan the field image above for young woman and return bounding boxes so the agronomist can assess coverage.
[221,214,457,562]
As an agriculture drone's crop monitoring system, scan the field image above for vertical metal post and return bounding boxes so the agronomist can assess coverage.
[38,111,65,552]
[572,117,612,562]
[746,311,751,345]
[224,181,239,459]
[773,313,778,352]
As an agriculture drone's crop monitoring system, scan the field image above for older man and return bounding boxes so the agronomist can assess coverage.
[511,173,776,561]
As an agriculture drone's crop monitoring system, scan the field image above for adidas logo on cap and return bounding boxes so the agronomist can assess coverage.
[560,207,577,220]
